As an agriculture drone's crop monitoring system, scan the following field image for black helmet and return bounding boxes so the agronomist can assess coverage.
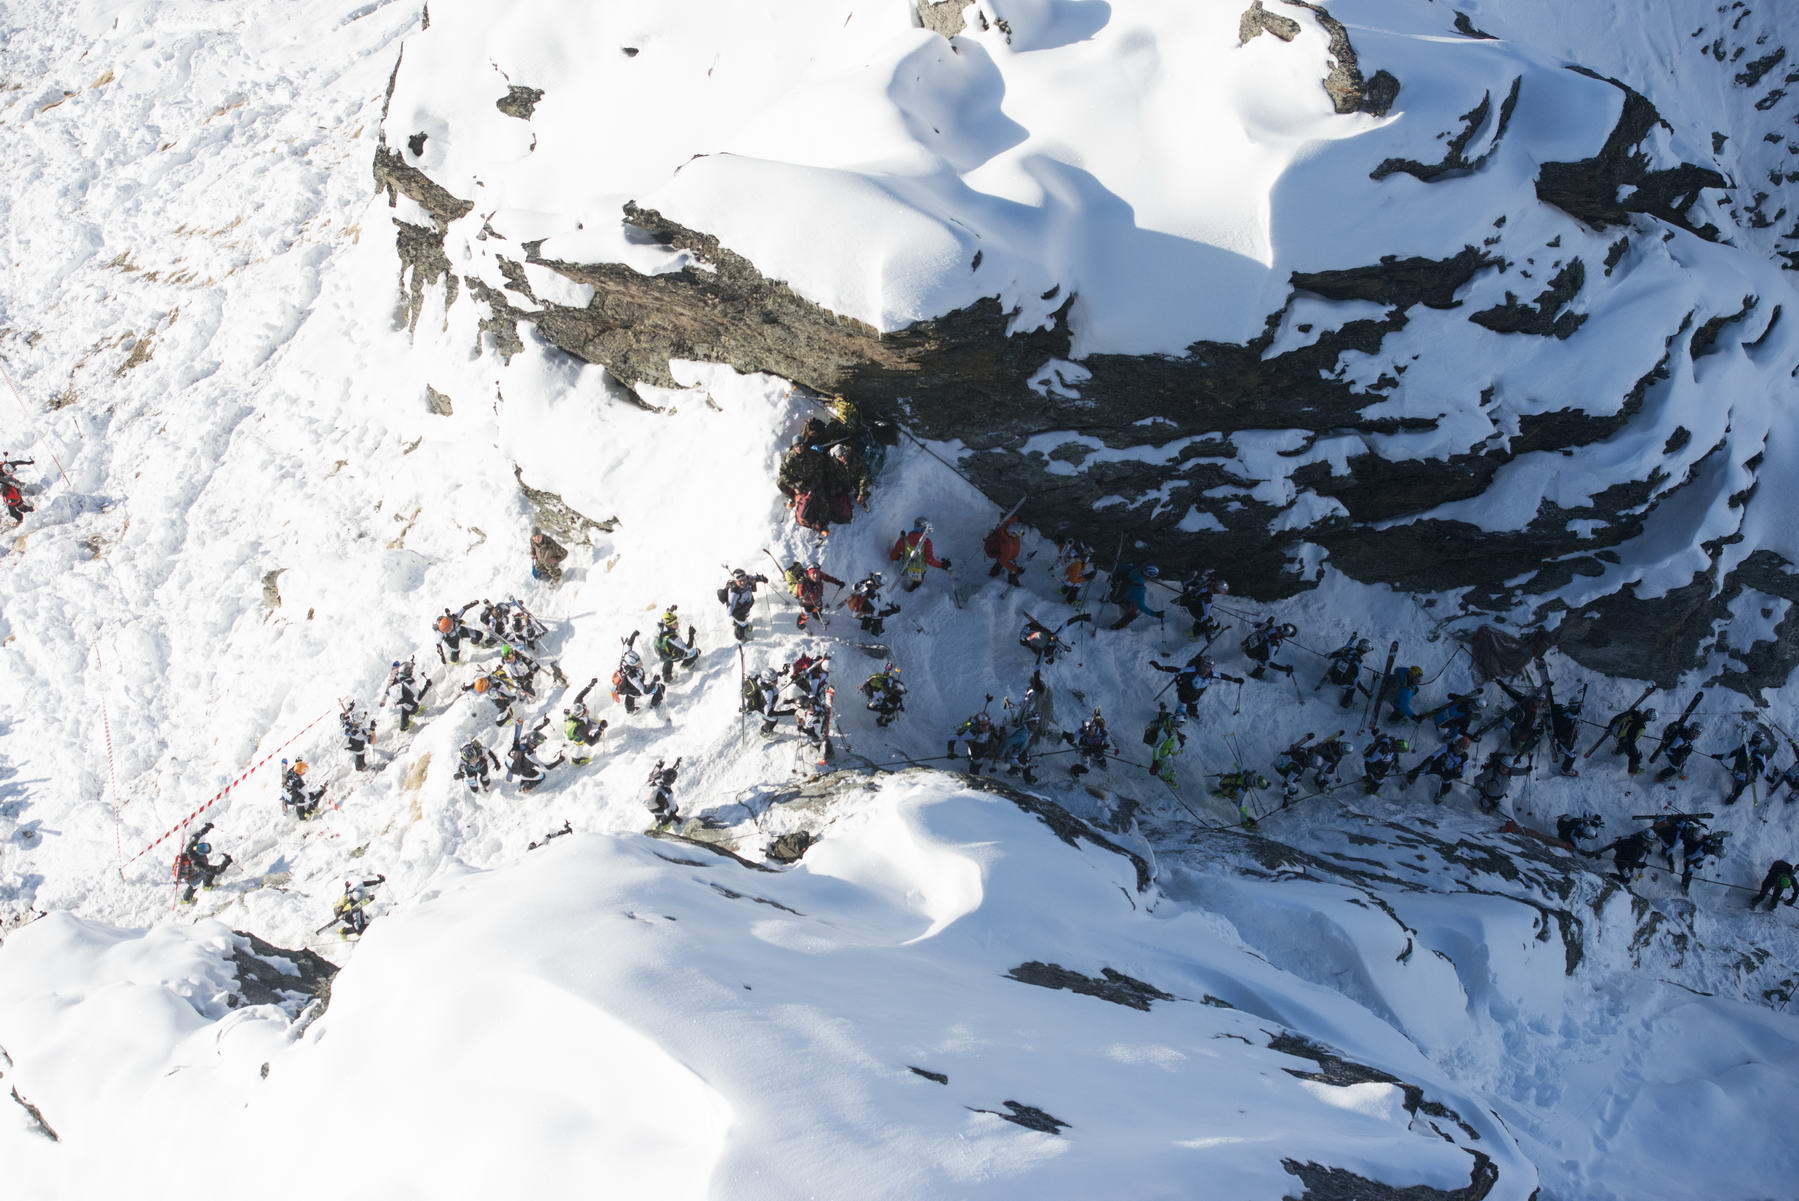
[1641,707,1659,722]
[1279,623,1297,637]
[1355,638,1371,653]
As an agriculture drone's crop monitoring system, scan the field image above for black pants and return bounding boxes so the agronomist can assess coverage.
[1751,867,1797,909]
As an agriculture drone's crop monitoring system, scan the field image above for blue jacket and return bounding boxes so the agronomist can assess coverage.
[1118,568,1164,617]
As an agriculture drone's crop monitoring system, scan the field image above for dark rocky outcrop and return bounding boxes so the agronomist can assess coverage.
[1372,79,1521,183]
[495,85,543,120]
[1239,0,1302,45]
[968,1100,1069,1134]
[1282,1154,1498,1201]
[228,932,337,1012]
[915,0,974,39]
[1536,69,1728,240]
[1469,258,1588,337]
[1005,961,1176,1010]
[514,466,617,546]
[1276,1,1400,117]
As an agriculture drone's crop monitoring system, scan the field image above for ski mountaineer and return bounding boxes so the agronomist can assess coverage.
[652,608,701,681]
[982,515,1025,587]
[1242,618,1298,680]
[1213,769,1270,803]
[889,519,951,592]
[2,478,31,525]
[843,572,900,637]
[505,600,548,652]
[477,599,510,644]
[506,719,565,793]
[1713,729,1774,804]
[1750,859,1799,909]
[719,569,769,642]
[1766,751,1799,801]
[644,758,682,825]
[1019,617,1070,666]
[562,678,608,760]
[789,652,832,702]
[1148,653,1243,719]
[1065,708,1115,777]
[997,699,1042,784]
[1175,572,1229,642]
[1491,680,1546,754]
[1386,665,1425,723]
[279,759,324,820]
[173,823,232,904]
[1317,637,1372,708]
[1270,734,1316,801]
[332,875,386,938]
[792,564,846,630]
[434,601,487,663]
[1650,814,1706,871]
[1050,534,1096,605]
[462,672,519,726]
[0,455,32,490]
[498,645,542,701]
[453,736,502,794]
[948,710,1001,775]
[1429,692,1486,742]
[1361,733,1408,795]
[1107,563,1164,630]
[1600,702,1657,776]
[1653,717,1704,783]
[1548,692,1584,776]
[1145,707,1188,785]
[742,667,793,736]
[1404,736,1472,803]
[1472,749,1530,812]
[612,632,667,714]
[861,662,906,727]
[383,659,432,732]
[1555,812,1604,848]
[1309,734,1355,790]
[529,530,568,584]
[340,703,375,772]
[1605,831,1653,885]
[1678,828,1729,892]
[794,689,837,771]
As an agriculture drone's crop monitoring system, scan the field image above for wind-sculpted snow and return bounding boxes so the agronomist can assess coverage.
[0,777,1539,1200]
[377,0,1799,689]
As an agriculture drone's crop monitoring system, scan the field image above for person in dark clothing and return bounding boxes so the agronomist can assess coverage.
[435,601,487,663]
[174,823,232,903]
[645,758,682,825]
[844,572,900,637]
[383,659,432,732]
[1242,618,1297,680]
[1601,704,1656,776]
[1653,718,1702,783]
[279,759,325,819]
[340,703,375,772]
[983,516,1025,587]
[1405,737,1472,803]
[1548,696,1583,777]
[530,530,568,583]
[562,678,608,759]
[1175,573,1228,642]
[613,633,666,714]
[1679,829,1727,892]
[720,569,768,642]
[506,720,565,792]
[1713,730,1774,804]
[1317,637,1372,708]
[793,564,845,630]
[1149,653,1242,719]
[1608,830,1653,884]
[2,479,31,524]
[1362,734,1408,795]
[1750,859,1799,909]
[454,737,502,793]
[1555,812,1603,847]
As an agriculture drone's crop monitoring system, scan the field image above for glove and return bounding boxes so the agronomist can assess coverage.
[941,558,954,569]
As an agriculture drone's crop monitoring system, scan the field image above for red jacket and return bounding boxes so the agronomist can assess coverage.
[889,530,945,568]
[984,517,1021,569]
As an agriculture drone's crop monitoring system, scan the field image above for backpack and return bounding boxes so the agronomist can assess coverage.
[982,528,1004,559]
[1107,566,1132,604]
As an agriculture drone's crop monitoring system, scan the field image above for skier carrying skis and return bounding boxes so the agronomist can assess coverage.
[506,600,548,652]
[1555,812,1603,847]
[2,477,31,525]
[1766,748,1799,801]
[645,758,682,825]
[1404,736,1472,803]
[1146,707,1188,785]
[1213,769,1270,803]
[653,608,701,681]
[982,515,1025,587]
[1650,814,1706,871]
[861,663,906,727]
[506,719,565,793]
[1149,652,1242,719]
[1065,709,1114,777]
[1051,535,1096,605]
[1605,831,1653,885]
[1242,618,1298,680]
[889,519,951,592]
[1653,717,1703,783]
[1310,734,1355,790]
[174,823,232,904]
[1175,572,1229,643]
[789,652,832,701]
[0,456,32,490]
[793,564,845,630]
[1020,617,1070,666]
[948,710,1001,775]
[844,572,899,637]
[1750,858,1799,909]
[718,569,767,643]
[1712,729,1774,804]
[332,875,385,938]
[743,666,792,736]
[453,736,502,793]
[1600,702,1656,776]
[279,759,324,820]
[1107,563,1164,630]
[998,700,1042,784]
[434,601,487,663]
[1317,637,1372,708]
[1270,734,1317,801]
[1429,693,1486,742]
[795,689,837,771]
[340,702,375,772]
[612,633,666,714]
[1491,680,1546,754]
[1361,733,1409,795]
[383,659,432,732]
[1678,828,1728,892]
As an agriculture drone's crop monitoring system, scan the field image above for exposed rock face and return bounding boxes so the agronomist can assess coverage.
[228,931,337,1012]
[373,1,1799,694]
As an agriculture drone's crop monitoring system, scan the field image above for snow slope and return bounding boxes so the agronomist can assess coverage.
[1,0,1798,1198]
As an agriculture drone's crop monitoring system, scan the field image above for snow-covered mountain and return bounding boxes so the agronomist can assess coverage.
[2,1,1798,1198]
